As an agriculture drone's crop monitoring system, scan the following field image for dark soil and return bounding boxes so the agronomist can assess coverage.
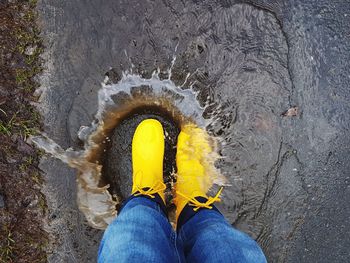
[0,0,47,262]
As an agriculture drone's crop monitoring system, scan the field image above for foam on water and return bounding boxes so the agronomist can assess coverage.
[32,70,226,229]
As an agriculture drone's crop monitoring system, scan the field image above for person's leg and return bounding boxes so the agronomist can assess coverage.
[99,119,184,262]
[98,195,182,263]
[177,205,267,263]
[174,125,267,262]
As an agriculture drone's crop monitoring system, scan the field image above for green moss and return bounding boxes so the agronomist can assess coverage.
[0,122,12,136]
[38,193,47,213]
[15,68,29,85]
[0,228,15,262]
[0,109,39,138]
[19,156,34,172]
[17,120,39,138]
[0,113,16,136]
[28,0,38,7]
[14,7,43,93]
[25,47,43,65]
[31,171,42,184]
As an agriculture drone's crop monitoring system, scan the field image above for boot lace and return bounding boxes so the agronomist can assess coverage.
[133,181,166,199]
[176,187,223,211]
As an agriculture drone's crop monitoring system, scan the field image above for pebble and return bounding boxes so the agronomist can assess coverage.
[17,139,34,155]
[6,157,17,164]
[25,46,36,56]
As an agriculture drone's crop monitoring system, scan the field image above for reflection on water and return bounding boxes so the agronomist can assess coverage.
[32,71,226,229]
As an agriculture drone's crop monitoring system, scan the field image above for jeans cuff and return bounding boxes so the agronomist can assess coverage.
[120,191,168,217]
[177,196,221,231]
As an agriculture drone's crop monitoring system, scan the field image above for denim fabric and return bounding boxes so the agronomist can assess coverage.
[178,209,267,263]
[98,197,267,263]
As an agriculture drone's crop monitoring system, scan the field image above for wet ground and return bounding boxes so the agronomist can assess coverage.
[0,1,47,262]
[36,0,350,262]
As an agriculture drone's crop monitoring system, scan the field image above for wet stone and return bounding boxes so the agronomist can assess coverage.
[105,68,121,84]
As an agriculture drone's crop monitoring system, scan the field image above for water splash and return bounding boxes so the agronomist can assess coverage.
[32,71,226,229]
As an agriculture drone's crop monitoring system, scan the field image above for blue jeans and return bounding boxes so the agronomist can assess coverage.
[98,197,267,263]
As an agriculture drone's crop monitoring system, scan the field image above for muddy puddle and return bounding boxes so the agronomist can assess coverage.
[33,71,227,228]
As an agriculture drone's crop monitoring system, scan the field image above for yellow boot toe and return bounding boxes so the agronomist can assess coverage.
[175,124,222,221]
[131,119,166,203]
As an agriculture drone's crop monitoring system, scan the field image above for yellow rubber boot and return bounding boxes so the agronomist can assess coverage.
[175,124,223,221]
[131,119,166,204]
